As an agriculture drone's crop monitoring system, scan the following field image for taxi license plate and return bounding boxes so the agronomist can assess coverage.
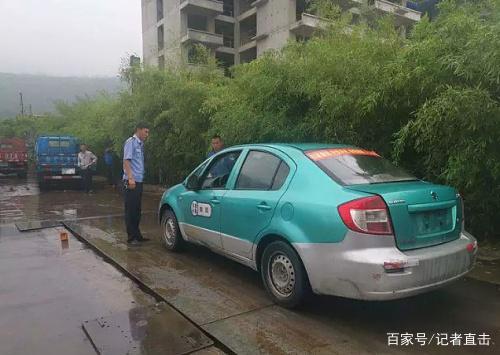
[414,208,452,235]
[62,168,75,175]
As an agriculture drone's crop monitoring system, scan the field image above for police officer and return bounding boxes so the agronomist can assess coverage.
[123,122,150,245]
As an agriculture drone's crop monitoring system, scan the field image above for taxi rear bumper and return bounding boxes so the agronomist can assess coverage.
[293,231,477,300]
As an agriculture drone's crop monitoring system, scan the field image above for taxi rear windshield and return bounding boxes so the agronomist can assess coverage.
[306,148,417,185]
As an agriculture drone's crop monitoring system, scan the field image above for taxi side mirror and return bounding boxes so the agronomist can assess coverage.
[186,175,200,190]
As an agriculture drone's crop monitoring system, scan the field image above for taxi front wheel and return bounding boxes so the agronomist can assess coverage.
[261,241,310,308]
[161,210,184,252]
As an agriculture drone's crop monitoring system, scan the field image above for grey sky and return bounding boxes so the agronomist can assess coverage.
[0,0,142,77]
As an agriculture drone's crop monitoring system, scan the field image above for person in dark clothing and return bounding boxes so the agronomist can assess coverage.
[104,147,115,186]
[123,123,150,245]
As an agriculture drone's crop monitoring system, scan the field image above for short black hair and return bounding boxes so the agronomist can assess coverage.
[135,122,149,130]
[211,134,222,140]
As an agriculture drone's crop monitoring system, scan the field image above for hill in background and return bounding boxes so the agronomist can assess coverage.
[0,72,125,118]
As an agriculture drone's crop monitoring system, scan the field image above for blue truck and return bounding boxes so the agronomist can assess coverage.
[35,136,81,189]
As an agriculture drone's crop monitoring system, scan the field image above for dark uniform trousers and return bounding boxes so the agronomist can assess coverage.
[81,169,93,193]
[124,182,143,241]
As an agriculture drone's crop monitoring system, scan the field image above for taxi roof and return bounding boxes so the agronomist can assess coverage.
[232,143,355,153]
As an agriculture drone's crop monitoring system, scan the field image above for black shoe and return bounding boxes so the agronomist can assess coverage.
[127,240,140,246]
[137,237,150,242]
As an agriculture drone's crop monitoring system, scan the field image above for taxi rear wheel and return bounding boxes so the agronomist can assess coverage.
[160,210,184,252]
[261,241,309,308]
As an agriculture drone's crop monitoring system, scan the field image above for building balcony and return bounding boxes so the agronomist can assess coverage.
[216,46,236,55]
[239,39,257,53]
[374,0,422,25]
[347,0,421,26]
[180,0,223,16]
[290,13,328,38]
[237,6,257,22]
[251,0,268,7]
[240,27,257,48]
[181,28,224,47]
[216,14,236,23]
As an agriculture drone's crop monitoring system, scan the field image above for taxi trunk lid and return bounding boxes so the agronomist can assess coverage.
[347,181,462,250]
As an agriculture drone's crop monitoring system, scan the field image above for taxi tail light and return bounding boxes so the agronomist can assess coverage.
[338,196,392,235]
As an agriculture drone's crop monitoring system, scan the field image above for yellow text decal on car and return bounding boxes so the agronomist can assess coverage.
[306,148,380,161]
[191,201,212,217]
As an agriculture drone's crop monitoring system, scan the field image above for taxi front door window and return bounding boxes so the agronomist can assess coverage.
[201,151,240,189]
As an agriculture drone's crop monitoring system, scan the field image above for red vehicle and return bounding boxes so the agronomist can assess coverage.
[0,137,28,177]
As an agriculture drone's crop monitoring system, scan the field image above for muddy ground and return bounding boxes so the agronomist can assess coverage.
[0,175,498,354]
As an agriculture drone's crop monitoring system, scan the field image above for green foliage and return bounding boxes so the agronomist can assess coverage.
[1,0,498,240]
[393,0,500,239]
[206,14,405,154]
[307,0,342,19]
[111,63,226,184]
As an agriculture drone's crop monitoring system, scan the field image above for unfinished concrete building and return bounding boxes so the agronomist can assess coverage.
[142,0,423,69]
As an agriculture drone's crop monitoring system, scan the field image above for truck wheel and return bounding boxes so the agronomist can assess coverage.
[160,209,185,252]
[261,241,310,308]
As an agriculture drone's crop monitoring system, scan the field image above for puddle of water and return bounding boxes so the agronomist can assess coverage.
[83,303,213,355]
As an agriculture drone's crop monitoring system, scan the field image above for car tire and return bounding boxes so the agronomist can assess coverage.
[160,209,185,252]
[261,240,310,308]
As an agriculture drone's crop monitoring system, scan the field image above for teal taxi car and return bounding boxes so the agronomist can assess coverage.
[158,144,477,308]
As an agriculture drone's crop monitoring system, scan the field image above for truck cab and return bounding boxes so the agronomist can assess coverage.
[35,136,81,189]
[0,137,28,178]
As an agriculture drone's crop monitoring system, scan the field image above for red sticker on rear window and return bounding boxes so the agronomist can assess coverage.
[306,148,380,161]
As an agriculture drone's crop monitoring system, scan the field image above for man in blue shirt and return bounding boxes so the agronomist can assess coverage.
[123,122,150,245]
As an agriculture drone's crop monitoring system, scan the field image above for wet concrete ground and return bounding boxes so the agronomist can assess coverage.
[1,175,499,354]
[0,176,220,354]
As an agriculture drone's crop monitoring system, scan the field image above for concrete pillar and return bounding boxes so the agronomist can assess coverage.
[234,0,241,64]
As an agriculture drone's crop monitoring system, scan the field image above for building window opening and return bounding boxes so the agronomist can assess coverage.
[239,0,254,15]
[295,0,311,21]
[240,47,256,63]
[157,25,164,50]
[223,0,234,16]
[157,0,164,21]
[215,20,234,48]
[187,14,208,31]
[239,15,256,46]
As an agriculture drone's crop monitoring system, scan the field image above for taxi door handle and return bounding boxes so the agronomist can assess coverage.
[257,203,272,211]
[210,198,221,205]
